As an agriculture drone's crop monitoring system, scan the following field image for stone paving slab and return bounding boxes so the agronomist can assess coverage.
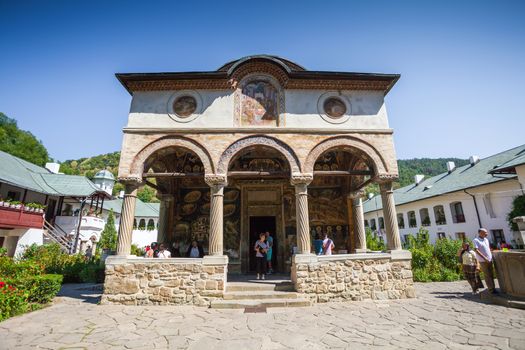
[1,282,524,349]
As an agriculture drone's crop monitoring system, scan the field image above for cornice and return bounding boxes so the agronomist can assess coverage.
[122,127,394,135]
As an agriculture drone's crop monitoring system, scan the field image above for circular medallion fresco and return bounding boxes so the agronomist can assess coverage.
[173,96,197,117]
[323,97,346,118]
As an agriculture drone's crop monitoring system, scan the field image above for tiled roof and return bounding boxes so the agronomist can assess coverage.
[363,144,524,213]
[0,150,105,197]
[103,199,160,218]
[488,150,525,174]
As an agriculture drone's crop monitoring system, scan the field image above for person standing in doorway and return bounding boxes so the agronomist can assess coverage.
[254,233,268,280]
[473,228,496,294]
[322,232,335,255]
[265,231,274,274]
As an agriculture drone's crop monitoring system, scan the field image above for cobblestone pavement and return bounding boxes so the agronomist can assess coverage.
[1,282,524,350]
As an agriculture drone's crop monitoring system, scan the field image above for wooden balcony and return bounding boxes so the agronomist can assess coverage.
[0,205,45,229]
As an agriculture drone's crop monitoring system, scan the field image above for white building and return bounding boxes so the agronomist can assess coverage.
[363,144,525,248]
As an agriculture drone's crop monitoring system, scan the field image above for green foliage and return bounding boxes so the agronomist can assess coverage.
[397,158,469,187]
[0,112,50,166]
[507,195,525,231]
[137,185,158,203]
[7,274,63,304]
[365,227,385,251]
[434,238,464,270]
[131,244,145,257]
[99,209,117,252]
[60,151,120,178]
[0,256,44,279]
[0,281,29,322]
[78,263,105,283]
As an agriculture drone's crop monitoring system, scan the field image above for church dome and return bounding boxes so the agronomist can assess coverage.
[93,170,115,181]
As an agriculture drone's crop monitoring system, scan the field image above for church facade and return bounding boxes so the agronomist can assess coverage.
[102,56,414,306]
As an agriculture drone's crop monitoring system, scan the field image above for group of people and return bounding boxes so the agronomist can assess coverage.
[253,231,274,280]
[144,240,204,259]
[458,228,497,295]
[313,233,335,255]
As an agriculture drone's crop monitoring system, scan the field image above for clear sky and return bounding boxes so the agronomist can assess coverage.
[1,0,524,162]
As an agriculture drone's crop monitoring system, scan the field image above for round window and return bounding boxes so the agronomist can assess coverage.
[173,96,197,117]
[323,97,346,118]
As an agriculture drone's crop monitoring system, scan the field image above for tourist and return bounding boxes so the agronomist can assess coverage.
[145,242,158,258]
[265,231,274,274]
[313,233,324,255]
[254,232,269,280]
[186,240,204,258]
[457,242,483,294]
[322,232,335,255]
[473,228,496,294]
[157,243,171,258]
[85,245,93,259]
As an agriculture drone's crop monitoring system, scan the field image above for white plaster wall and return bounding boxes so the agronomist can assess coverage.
[131,229,158,250]
[126,89,389,130]
[364,179,522,245]
[516,164,525,188]
[14,228,44,257]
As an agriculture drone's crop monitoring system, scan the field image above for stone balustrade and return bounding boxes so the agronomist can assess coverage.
[101,255,228,306]
[291,251,415,303]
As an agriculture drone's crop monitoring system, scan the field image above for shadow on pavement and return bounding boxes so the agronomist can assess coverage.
[55,283,103,305]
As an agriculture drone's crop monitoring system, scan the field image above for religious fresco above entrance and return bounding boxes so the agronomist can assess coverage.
[241,80,279,126]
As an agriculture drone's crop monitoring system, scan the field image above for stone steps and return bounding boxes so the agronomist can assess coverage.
[226,281,295,292]
[223,290,299,300]
[211,298,311,309]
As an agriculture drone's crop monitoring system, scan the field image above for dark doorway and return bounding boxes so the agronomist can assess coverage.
[249,216,276,272]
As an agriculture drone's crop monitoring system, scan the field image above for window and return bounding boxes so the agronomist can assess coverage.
[147,219,155,231]
[397,213,405,229]
[437,232,446,240]
[455,232,466,241]
[364,220,369,227]
[450,202,466,223]
[491,229,505,244]
[133,219,137,229]
[403,234,410,244]
[433,205,447,225]
[379,217,385,229]
[419,208,431,226]
[370,219,376,230]
[138,219,146,230]
[408,211,417,228]
[6,191,20,201]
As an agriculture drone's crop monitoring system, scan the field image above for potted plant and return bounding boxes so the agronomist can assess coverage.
[10,201,22,209]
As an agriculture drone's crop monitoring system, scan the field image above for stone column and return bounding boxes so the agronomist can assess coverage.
[116,181,140,256]
[379,180,402,251]
[291,174,313,254]
[156,194,174,244]
[205,175,227,256]
[349,190,367,253]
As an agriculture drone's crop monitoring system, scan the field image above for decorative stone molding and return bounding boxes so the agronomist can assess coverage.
[129,136,214,177]
[204,174,227,187]
[229,62,289,88]
[317,91,352,124]
[117,177,143,186]
[217,135,300,174]
[167,90,203,123]
[290,173,313,186]
[376,173,399,183]
[347,189,365,199]
[304,136,388,175]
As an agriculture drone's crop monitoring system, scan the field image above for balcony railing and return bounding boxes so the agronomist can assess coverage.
[0,205,45,229]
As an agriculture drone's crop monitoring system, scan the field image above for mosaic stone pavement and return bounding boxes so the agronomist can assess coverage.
[1,281,524,349]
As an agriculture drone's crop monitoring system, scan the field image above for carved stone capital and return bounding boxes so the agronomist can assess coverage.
[348,189,366,199]
[118,176,143,185]
[376,173,399,184]
[204,174,228,187]
[290,173,313,186]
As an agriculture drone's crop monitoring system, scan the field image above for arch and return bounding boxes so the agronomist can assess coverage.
[217,135,300,174]
[304,136,389,175]
[129,136,214,178]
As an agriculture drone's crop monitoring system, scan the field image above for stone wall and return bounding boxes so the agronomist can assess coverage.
[101,256,227,306]
[291,252,415,303]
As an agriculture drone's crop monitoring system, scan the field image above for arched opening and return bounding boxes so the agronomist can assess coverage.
[308,146,375,253]
[140,145,209,257]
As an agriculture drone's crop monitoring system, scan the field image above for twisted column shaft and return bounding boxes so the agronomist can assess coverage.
[116,183,139,256]
[291,174,313,254]
[380,181,402,250]
[205,175,227,256]
[352,196,366,251]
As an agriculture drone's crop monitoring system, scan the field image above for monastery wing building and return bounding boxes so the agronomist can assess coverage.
[104,56,414,306]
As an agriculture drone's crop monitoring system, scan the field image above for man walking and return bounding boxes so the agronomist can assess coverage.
[473,228,496,294]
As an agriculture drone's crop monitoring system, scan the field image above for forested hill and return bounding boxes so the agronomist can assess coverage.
[59,152,469,188]
[397,158,470,187]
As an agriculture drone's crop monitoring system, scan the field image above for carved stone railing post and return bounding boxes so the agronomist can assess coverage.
[291,173,313,254]
[349,190,366,253]
[378,176,402,251]
[116,179,141,256]
[205,175,227,256]
[156,194,174,245]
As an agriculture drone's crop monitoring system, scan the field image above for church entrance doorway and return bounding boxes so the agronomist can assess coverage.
[248,216,276,272]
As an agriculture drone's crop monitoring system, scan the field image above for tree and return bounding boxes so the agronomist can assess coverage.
[0,112,50,166]
[99,210,118,253]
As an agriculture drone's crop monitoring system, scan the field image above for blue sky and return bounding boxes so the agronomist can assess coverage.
[1,0,524,161]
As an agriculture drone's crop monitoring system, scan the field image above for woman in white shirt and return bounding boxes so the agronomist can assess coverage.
[457,242,483,294]
[157,244,171,258]
[254,233,269,280]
